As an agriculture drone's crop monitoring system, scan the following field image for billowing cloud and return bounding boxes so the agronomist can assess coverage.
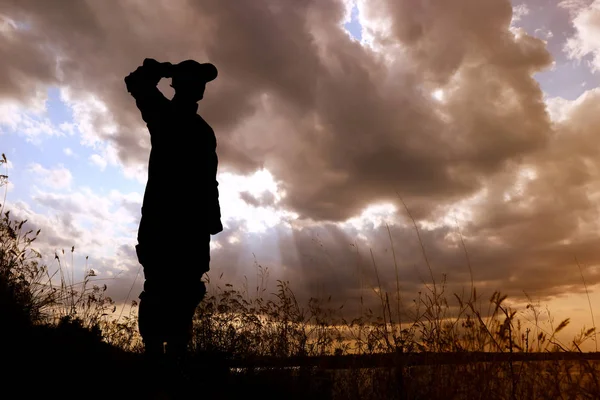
[2,0,600,324]
[0,0,553,222]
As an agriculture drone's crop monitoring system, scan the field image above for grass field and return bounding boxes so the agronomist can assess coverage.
[2,154,600,400]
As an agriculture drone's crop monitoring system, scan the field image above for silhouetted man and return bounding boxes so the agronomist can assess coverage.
[125,58,223,366]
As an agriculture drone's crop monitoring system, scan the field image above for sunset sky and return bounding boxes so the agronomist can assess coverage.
[3,0,600,348]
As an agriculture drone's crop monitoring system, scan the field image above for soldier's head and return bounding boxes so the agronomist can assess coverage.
[171,60,218,102]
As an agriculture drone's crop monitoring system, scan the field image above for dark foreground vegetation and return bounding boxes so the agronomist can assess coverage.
[3,154,600,400]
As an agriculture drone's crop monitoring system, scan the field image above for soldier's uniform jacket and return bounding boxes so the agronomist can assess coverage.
[125,64,222,251]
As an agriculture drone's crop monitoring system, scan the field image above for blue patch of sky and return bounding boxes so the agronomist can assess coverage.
[511,0,600,100]
[344,3,362,41]
[2,87,144,216]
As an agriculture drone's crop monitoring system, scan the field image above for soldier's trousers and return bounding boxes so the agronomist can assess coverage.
[135,235,210,354]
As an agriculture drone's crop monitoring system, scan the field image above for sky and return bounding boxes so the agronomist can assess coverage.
[3,0,600,348]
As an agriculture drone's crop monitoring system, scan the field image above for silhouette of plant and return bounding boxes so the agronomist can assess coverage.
[3,152,600,399]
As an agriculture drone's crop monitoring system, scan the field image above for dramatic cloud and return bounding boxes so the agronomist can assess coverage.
[0,0,554,222]
[2,0,600,328]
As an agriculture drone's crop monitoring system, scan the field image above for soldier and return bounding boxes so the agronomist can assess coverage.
[125,58,223,367]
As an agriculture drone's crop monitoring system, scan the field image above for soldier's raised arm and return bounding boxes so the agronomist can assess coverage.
[124,58,172,128]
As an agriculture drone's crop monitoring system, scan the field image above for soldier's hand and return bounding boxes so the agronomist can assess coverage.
[143,58,173,79]
[143,58,160,70]
[140,59,162,86]
[124,66,146,93]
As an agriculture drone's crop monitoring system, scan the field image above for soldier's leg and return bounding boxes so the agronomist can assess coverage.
[164,280,206,357]
[136,244,167,354]
[138,287,166,353]
[164,234,211,357]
